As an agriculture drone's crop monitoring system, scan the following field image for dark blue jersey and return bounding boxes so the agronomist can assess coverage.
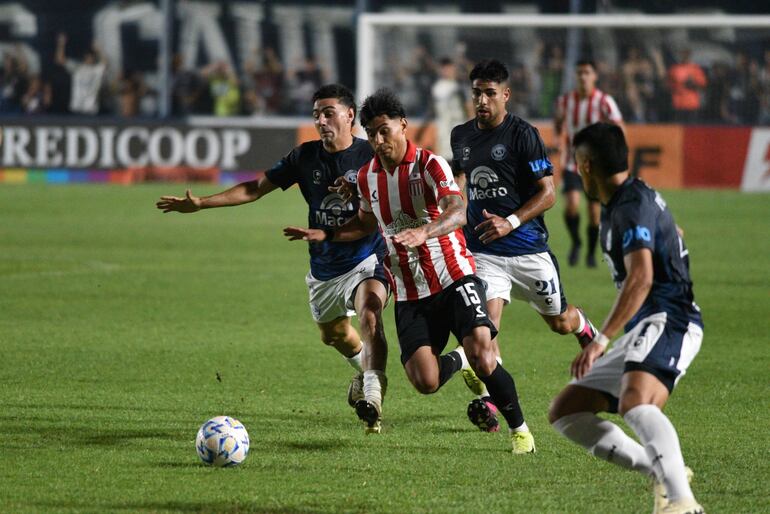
[600,178,702,332]
[265,138,385,281]
[451,113,553,257]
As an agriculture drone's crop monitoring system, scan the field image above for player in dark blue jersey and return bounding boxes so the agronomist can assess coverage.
[156,84,391,433]
[450,60,599,452]
[549,123,704,514]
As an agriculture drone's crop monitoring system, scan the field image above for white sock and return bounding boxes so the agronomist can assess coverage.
[363,370,386,406]
[623,404,694,502]
[552,412,653,474]
[510,422,529,433]
[573,308,587,334]
[346,349,363,372]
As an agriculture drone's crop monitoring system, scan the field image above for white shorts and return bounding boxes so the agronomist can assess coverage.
[474,251,566,316]
[305,254,387,324]
[571,312,703,397]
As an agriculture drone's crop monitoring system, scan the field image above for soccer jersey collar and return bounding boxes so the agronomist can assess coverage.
[373,140,417,173]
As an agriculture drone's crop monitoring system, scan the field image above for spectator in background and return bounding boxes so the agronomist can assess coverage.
[729,51,760,125]
[55,33,107,115]
[116,70,146,117]
[622,46,657,122]
[414,57,469,159]
[508,62,532,119]
[172,54,206,115]
[288,57,323,115]
[201,60,240,117]
[538,44,564,117]
[667,48,707,123]
[758,49,770,125]
[704,61,733,124]
[22,75,48,114]
[0,50,29,113]
[45,50,71,114]
[253,47,284,114]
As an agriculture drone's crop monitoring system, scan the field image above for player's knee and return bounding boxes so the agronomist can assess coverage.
[466,349,497,377]
[357,306,381,335]
[410,376,439,395]
[320,330,348,347]
[545,315,571,335]
[617,389,645,416]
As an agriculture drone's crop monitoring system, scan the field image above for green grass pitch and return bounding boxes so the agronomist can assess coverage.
[1,184,768,514]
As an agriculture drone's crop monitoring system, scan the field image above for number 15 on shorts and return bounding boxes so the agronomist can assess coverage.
[456,282,486,319]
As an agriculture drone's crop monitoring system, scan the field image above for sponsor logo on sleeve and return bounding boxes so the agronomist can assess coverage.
[528,158,552,173]
[622,225,651,249]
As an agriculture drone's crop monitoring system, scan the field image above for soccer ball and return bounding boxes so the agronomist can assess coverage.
[195,416,250,467]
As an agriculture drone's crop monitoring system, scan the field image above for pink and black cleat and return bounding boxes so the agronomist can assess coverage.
[467,398,500,433]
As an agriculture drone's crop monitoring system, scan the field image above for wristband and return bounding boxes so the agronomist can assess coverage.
[592,332,610,349]
[505,214,521,230]
[323,228,335,242]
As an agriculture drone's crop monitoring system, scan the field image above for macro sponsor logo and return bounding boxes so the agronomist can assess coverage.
[315,193,353,227]
[468,166,508,200]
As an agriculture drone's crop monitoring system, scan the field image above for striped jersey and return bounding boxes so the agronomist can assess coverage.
[556,88,622,171]
[357,140,475,302]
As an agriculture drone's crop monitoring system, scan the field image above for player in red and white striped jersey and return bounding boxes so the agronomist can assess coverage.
[284,90,532,451]
[555,60,624,268]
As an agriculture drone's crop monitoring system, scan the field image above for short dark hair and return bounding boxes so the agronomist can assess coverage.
[573,122,628,176]
[359,88,406,128]
[312,83,356,122]
[576,59,596,70]
[469,59,509,84]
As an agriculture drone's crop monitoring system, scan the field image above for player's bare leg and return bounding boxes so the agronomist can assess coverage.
[352,278,389,433]
[465,298,503,432]
[317,317,364,408]
[564,190,582,266]
[403,346,463,395]
[586,200,601,268]
[540,305,598,348]
[462,326,534,453]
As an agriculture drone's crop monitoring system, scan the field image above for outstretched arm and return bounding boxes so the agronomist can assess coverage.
[283,208,379,243]
[571,248,653,378]
[156,175,278,213]
[475,176,555,244]
[392,193,466,248]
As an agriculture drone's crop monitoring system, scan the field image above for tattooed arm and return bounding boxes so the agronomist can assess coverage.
[392,194,466,248]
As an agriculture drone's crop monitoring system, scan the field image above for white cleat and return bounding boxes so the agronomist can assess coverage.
[653,466,694,514]
[658,498,704,514]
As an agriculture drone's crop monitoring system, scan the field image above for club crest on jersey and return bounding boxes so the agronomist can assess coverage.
[491,144,507,161]
[409,178,424,197]
[312,169,322,184]
[462,147,470,160]
[344,169,358,184]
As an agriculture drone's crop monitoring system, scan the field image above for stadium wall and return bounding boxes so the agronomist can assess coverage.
[1,119,768,192]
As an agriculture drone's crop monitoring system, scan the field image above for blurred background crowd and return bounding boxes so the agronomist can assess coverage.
[0,0,768,124]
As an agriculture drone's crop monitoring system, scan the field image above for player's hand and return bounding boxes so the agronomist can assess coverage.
[570,341,605,379]
[283,226,326,242]
[475,209,515,244]
[328,176,356,203]
[156,189,201,213]
[392,226,428,248]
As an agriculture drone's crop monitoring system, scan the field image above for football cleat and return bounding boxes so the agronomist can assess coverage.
[653,466,694,514]
[347,372,364,408]
[511,430,536,454]
[658,499,704,514]
[586,253,597,268]
[355,399,382,434]
[467,398,500,433]
[461,366,487,397]
[575,308,599,349]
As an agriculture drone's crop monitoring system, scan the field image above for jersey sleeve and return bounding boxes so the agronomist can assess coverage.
[613,198,657,255]
[601,94,623,123]
[264,145,302,190]
[515,124,553,181]
[449,126,465,175]
[356,166,373,213]
[424,153,462,201]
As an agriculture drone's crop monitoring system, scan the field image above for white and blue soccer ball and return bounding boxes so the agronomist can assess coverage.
[195,416,250,467]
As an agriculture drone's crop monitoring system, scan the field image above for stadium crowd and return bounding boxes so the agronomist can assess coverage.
[0,35,768,124]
